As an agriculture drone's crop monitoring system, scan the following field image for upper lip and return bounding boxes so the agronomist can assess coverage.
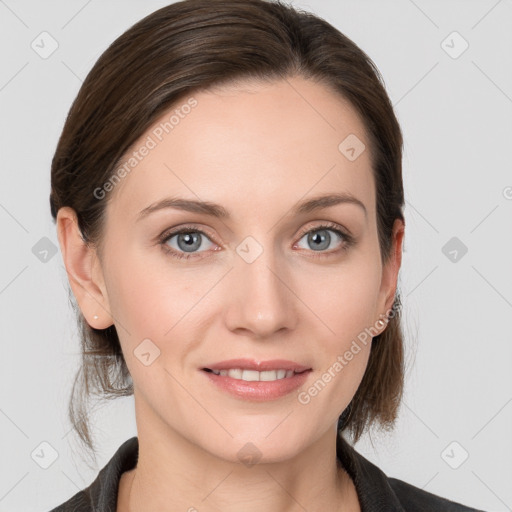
[203,358,312,372]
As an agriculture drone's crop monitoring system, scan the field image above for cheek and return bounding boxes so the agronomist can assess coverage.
[296,273,376,420]
[105,240,200,330]
[104,260,202,408]
[104,252,220,368]
[294,256,380,398]
[300,257,382,347]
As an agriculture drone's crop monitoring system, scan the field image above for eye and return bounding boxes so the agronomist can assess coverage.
[158,221,354,261]
[159,226,217,260]
[294,222,354,256]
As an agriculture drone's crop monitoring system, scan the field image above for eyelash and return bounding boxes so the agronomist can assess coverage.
[158,222,355,261]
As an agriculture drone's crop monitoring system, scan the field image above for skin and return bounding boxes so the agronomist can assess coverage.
[57,75,404,512]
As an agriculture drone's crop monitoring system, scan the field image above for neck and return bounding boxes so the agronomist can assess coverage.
[120,399,360,512]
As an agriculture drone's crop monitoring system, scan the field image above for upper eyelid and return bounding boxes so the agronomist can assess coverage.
[296,222,347,238]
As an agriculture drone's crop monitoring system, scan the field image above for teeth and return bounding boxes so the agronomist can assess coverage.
[210,368,297,381]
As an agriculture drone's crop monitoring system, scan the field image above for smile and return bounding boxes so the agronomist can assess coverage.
[203,368,306,381]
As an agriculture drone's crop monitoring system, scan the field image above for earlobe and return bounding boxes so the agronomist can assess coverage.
[56,206,113,329]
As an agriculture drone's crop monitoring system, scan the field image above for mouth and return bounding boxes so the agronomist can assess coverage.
[200,359,312,401]
[202,367,310,382]
[202,358,312,380]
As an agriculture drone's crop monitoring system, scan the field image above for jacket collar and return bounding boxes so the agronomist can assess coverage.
[337,433,406,511]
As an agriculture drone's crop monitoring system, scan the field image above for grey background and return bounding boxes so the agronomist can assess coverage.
[0,0,511,510]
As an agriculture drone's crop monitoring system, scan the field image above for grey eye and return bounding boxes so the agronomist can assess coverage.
[166,231,214,253]
[296,229,342,252]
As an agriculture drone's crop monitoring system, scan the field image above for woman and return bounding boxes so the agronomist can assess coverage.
[48,0,483,510]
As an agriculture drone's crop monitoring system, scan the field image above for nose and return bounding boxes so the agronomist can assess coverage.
[223,240,298,339]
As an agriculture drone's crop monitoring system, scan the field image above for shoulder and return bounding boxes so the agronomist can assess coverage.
[336,434,485,512]
[388,476,485,511]
[47,437,139,512]
[48,490,92,512]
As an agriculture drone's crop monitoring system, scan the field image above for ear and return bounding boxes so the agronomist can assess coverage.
[56,206,113,329]
[374,218,405,334]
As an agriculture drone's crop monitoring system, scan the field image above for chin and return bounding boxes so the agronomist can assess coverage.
[199,428,313,466]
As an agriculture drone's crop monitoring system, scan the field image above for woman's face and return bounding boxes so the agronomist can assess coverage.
[79,76,402,462]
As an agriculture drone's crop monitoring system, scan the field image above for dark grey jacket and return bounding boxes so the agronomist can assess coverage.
[48,436,484,511]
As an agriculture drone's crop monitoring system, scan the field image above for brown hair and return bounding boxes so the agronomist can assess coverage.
[50,0,405,460]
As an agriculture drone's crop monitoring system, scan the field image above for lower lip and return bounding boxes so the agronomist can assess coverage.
[201,369,312,401]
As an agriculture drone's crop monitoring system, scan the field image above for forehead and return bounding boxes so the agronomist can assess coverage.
[106,76,375,223]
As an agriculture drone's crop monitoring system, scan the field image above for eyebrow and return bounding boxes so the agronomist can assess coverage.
[136,192,367,222]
